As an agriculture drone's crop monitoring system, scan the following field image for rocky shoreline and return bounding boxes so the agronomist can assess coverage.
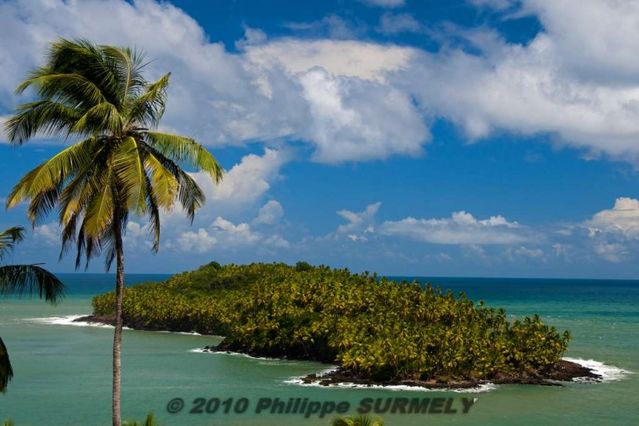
[296,359,601,389]
[74,315,602,389]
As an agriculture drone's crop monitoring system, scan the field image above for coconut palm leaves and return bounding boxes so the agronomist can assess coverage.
[5,39,222,266]
[0,226,64,392]
[332,415,384,426]
[4,39,222,425]
[92,263,571,382]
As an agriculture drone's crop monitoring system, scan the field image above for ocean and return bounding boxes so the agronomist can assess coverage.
[0,274,637,425]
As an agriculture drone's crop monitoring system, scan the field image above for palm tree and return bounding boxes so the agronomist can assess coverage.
[332,415,384,426]
[4,39,223,426]
[0,226,64,392]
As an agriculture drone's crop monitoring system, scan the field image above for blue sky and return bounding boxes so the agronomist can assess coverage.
[2,0,639,278]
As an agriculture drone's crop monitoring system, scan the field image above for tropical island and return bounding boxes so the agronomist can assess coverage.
[79,262,599,388]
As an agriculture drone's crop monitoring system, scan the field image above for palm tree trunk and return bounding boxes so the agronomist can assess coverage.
[112,219,125,426]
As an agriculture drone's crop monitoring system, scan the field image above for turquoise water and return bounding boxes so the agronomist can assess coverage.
[0,274,638,425]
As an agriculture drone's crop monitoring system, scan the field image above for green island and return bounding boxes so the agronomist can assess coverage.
[82,262,598,388]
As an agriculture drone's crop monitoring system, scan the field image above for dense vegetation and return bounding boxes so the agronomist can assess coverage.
[92,262,570,382]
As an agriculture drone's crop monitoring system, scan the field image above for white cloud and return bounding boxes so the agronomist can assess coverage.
[505,245,545,260]
[336,202,381,236]
[0,1,426,163]
[262,234,290,249]
[253,200,284,226]
[300,68,427,162]
[175,215,289,253]
[5,0,639,166]
[177,228,216,253]
[378,13,423,34]
[189,148,286,217]
[235,26,267,50]
[154,148,286,257]
[593,242,626,263]
[425,252,453,263]
[398,0,639,163]
[360,0,405,8]
[581,197,639,263]
[380,211,528,244]
[283,15,366,40]
[586,197,639,239]
[123,221,153,250]
[467,0,515,10]
[245,39,413,82]
[33,223,59,245]
[211,217,261,246]
[523,0,639,84]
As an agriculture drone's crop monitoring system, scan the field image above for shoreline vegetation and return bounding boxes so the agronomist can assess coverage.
[82,262,601,389]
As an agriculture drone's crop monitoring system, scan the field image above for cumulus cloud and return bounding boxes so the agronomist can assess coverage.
[585,197,639,239]
[379,211,528,245]
[398,0,639,163]
[211,217,261,245]
[336,202,381,240]
[187,148,286,219]
[123,221,154,250]
[176,215,289,253]
[6,0,639,165]
[177,228,217,253]
[0,0,427,163]
[253,200,284,226]
[580,197,639,263]
[245,39,413,83]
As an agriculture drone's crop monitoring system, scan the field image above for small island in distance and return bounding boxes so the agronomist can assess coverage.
[79,262,600,388]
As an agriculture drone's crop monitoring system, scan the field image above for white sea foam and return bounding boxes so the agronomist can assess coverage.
[27,315,211,335]
[283,367,497,393]
[563,357,632,382]
[189,348,281,361]
[157,330,202,336]
[24,314,126,329]
[284,377,497,393]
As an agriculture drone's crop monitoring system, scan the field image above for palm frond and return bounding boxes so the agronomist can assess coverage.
[71,101,123,136]
[45,38,123,106]
[16,72,106,107]
[0,227,25,260]
[82,172,115,237]
[143,172,161,252]
[139,141,205,221]
[26,185,61,225]
[176,169,206,222]
[145,131,223,183]
[332,415,384,426]
[6,137,96,214]
[113,136,147,214]
[101,45,147,102]
[5,100,80,144]
[126,73,170,128]
[7,38,223,274]
[144,152,178,209]
[0,337,13,393]
[0,264,64,303]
